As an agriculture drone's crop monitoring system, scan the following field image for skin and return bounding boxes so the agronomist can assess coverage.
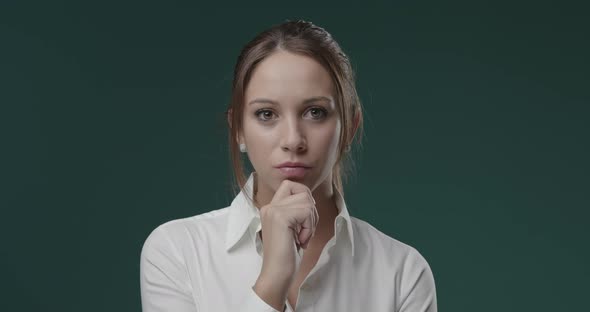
[240,49,350,238]
[231,49,359,310]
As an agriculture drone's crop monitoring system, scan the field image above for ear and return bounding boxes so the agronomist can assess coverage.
[227,108,245,145]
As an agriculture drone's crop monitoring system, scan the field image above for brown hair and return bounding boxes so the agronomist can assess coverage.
[225,19,365,207]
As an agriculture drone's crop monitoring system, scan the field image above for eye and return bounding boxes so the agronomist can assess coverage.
[254,107,328,122]
[254,109,275,121]
[306,107,328,120]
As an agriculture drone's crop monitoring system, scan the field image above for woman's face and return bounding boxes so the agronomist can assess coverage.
[241,50,341,194]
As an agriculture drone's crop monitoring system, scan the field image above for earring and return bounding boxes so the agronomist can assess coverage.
[240,143,247,153]
[345,145,351,153]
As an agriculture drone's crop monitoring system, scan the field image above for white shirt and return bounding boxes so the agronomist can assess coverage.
[140,172,437,312]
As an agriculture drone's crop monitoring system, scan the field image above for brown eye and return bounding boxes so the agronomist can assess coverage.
[255,109,275,121]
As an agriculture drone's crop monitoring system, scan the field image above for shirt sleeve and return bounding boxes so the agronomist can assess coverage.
[398,247,438,312]
[140,225,197,312]
[140,224,284,312]
[236,286,284,312]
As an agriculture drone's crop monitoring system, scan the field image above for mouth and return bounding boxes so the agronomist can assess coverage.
[276,166,310,179]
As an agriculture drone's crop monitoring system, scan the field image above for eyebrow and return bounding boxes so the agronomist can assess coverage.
[248,96,332,106]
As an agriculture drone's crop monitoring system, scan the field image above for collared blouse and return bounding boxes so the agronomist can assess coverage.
[140,172,437,312]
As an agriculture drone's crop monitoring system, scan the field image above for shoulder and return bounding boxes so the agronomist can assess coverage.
[351,218,437,310]
[140,206,231,258]
[350,216,433,271]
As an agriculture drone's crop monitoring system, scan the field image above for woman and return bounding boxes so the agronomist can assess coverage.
[140,20,437,312]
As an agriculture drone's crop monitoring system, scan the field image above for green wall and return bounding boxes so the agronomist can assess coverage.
[2,1,588,311]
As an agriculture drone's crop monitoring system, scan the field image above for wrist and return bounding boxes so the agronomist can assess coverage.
[253,278,288,311]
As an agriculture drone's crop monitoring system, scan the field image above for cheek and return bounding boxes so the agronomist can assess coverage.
[243,117,272,141]
[243,124,276,160]
[314,123,341,154]
[245,125,276,147]
[324,120,341,145]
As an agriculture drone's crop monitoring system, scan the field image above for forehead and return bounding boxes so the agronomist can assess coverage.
[245,50,335,103]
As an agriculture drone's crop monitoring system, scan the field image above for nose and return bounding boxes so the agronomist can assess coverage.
[280,118,307,153]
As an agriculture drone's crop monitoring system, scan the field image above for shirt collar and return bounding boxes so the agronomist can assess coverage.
[224,172,355,258]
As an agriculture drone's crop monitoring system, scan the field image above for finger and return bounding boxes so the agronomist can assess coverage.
[304,199,318,239]
[305,190,318,236]
[295,205,314,249]
[271,179,313,204]
[279,193,316,248]
[293,227,301,246]
[294,198,317,241]
[313,204,319,236]
[273,192,309,206]
[281,198,315,239]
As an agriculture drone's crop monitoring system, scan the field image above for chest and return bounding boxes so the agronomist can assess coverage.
[286,246,324,310]
[190,244,397,312]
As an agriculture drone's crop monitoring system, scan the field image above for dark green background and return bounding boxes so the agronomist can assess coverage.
[2,0,588,311]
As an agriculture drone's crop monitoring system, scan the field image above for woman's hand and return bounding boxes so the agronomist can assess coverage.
[253,179,319,310]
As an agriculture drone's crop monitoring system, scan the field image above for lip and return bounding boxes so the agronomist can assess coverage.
[276,166,310,179]
[275,161,312,168]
